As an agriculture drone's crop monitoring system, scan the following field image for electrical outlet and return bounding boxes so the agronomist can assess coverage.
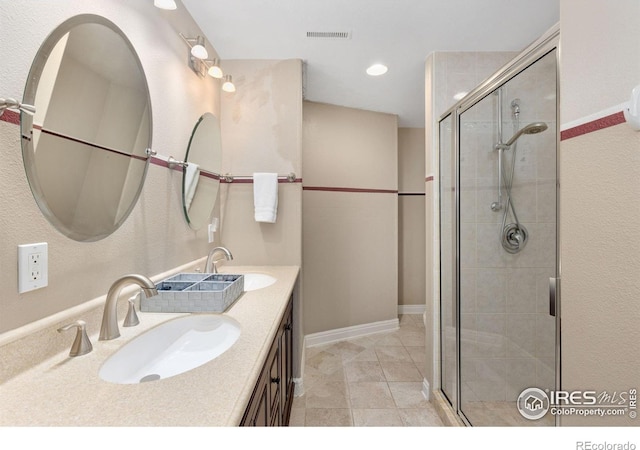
[18,242,48,293]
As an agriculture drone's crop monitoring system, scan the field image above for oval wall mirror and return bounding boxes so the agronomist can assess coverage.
[182,112,222,230]
[21,14,152,242]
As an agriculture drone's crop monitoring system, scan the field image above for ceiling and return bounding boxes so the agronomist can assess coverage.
[181,0,559,128]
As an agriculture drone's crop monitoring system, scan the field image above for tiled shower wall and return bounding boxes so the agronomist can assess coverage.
[427,51,517,396]
[457,50,557,403]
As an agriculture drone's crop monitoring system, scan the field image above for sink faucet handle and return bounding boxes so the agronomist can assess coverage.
[123,292,140,327]
[57,320,93,357]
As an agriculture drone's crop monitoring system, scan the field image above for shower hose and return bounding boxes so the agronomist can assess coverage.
[500,115,528,254]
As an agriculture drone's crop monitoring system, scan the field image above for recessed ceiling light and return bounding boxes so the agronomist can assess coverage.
[366,63,388,76]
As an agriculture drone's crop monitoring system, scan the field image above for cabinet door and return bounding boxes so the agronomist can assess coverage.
[241,296,295,427]
[270,397,281,427]
[280,300,294,424]
[253,381,269,427]
[268,339,281,424]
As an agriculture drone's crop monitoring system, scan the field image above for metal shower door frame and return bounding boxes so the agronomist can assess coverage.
[437,24,561,427]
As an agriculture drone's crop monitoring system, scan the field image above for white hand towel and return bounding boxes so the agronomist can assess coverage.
[184,162,200,211]
[253,172,278,223]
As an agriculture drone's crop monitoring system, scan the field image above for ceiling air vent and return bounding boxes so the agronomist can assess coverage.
[306,31,352,40]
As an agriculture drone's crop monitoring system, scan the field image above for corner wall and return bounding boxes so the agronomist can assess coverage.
[398,128,426,309]
[218,59,303,267]
[217,58,303,379]
[302,101,398,335]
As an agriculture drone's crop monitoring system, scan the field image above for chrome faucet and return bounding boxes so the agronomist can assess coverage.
[99,274,158,341]
[205,246,233,273]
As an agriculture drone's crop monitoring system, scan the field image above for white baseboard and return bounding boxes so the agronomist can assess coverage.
[293,377,304,397]
[305,318,399,347]
[422,378,430,401]
[398,304,426,315]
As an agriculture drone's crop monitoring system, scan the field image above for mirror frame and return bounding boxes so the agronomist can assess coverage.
[181,112,222,230]
[21,14,153,242]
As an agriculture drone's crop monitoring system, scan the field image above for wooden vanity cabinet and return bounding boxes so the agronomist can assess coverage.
[240,297,293,426]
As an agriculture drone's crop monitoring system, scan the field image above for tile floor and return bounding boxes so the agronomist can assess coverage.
[289,314,444,427]
[463,401,554,427]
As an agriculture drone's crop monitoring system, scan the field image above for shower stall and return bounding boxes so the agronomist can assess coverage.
[438,29,559,426]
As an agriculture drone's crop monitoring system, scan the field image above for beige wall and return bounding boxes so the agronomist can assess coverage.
[302,101,398,334]
[559,0,640,426]
[0,0,220,333]
[218,59,302,266]
[398,128,426,306]
[560,1,640,124]
[217,59,303,379]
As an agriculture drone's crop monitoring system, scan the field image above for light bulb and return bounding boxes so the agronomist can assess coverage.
[190,36,208,60]
[208,59,223,79]
[191,45,208,60]
[154,0,177,10]
[222,75,236,93]
[208,66,223,78]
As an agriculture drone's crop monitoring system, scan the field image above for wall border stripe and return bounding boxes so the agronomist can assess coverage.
[560,110,626,141]
[303,186,398,194]
[221,178,302,184]
[1,116,294,183]
[150,157,221,180]
[561,102,627,131]
[0,110,20,125]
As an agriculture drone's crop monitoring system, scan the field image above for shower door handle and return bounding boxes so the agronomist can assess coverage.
[549,277,560,317]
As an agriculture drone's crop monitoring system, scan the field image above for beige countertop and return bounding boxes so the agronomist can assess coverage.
[0,265,299,426]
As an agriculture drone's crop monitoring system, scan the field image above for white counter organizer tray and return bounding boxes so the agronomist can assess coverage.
[141,273,244,313]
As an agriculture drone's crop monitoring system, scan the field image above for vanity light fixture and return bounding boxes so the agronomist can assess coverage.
[366,63,388,76]
[180,33,219,78]
[154,0,177,10]
[0,97,36,117]
[179,34,231,88]
[222,75,236,93]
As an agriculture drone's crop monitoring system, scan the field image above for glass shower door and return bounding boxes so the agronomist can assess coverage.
[457,50,558,426]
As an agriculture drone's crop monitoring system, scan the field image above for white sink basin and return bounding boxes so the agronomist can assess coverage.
[99,314,241,384]
[243,273,276,291]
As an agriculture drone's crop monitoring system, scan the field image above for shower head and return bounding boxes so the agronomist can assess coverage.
[504,122,548,147]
